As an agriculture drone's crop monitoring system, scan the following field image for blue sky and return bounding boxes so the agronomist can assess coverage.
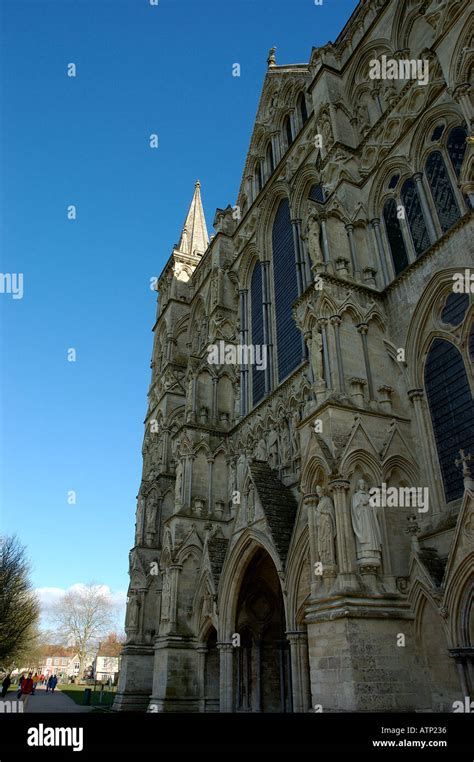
[0,0,359,620]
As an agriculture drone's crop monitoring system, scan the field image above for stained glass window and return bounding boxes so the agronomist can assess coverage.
[430,124,445,142]
[388,174,400,189]
[266,142,274,175]
[447,126,467,177]
[400,179,430,257]
[440,292,469,326]
[383,198,409,275]
[251,261,265,406]
[284,115,293,148]
[425,151,461,232]
[298,93,308,125]
[272,198,302,382]
[425,338,474,502]
[308,184,325,203]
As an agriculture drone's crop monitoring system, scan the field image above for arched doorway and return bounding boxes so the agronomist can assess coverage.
[203,627,219,712]
[233,549,291,712]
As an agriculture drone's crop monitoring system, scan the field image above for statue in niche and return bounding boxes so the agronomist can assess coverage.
[135,495,145,544]
[291,410,301,458]
[279,420,291,465]
[315,485,336,567]
[175,460,183,508]
[351,478,382,563]
[306,216,324,267]
[236,452,246,490]
[309,327,325,384]
[127,590,140,630]
[356,102,370,132]
[268,427,279,470]
[228,458,236,495]
[145,494,158,536]
[256,437,267,461]
[161,571,171,621]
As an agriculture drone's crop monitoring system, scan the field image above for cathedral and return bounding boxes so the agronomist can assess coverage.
[114,0,473,713]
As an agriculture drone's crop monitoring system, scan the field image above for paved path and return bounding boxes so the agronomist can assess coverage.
[7,685,92,713]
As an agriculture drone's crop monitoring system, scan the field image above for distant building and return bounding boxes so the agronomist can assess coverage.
[93,641,122,683]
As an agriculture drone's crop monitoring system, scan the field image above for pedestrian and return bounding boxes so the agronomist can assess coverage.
[50,675,58,692]
[17,674,25,699]
[32,673,39,694]
[20,672,34,709]
[1,673,11,698]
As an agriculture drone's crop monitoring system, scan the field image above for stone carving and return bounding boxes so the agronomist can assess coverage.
[161,571,171,621]
[256,438,267,460]
[291,410,301,458]
[135,495,145,544]
[268,427,279,470]
[306,216,324,267]
[127,590,140,631]
[308,327,325,384]
[175,460,183,507]
[351,478,382,565]
[145,493,158,536]
[315,485,336,567]
[279,420,291,465]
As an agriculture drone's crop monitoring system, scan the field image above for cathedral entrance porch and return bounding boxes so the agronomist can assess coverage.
[231,549,292,713]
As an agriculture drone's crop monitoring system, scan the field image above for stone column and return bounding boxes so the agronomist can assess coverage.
[191,376,197,422]
[408,388,445,512]
[185,455,193,507]
[329,479,357,583]
[291,219,304,295]
[286,631,311,713]
[295,218,312,289]
[413,172,437,244]
[370,218,389,286]
[261,260,274,392]
[319,215,331,269]
[255,639,262,712]
[169,564,181,629]
[345,224,359,279]
[239,289,248,416]
[304,493,318,595]
[197,645,207,711]
[218,642,234,712]
[357,323,375,402]
[271,131,281,165]
[318,318,332,389]
[162,427,170,471]
[452,83,472,136]
[330,315,346,393]
[207,458,213,515]
[212,376,218,424]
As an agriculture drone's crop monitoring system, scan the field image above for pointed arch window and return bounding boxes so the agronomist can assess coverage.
[272,198,302,382]
[266,142,275,176]
[383,197,409,275]
[255,161,263,194]
[447,126,467,177]
[425,151,461,232]
[284,115,293,149]
[424,338,474,502]
[298,92,308,126]
[400,179,430,257]
[250,261,265,406]
[308,183,325,203]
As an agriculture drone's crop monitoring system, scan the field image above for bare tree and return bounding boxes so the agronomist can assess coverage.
[0,535,40,669]
[52,584,116,676]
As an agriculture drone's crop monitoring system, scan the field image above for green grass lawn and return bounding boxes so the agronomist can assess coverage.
[59,684,117,707]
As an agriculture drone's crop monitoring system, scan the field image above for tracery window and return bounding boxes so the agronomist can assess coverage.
[424,338,474,502]
[400,179,430,257]
[447,126,467,178]
[425,151,461,233]
[383,197,409,275]
[250,261,265,406]
[298,92,308,126]
[308,183,325,203]
[272,198,302,382]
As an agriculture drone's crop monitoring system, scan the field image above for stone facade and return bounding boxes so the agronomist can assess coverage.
[114,0,474,712]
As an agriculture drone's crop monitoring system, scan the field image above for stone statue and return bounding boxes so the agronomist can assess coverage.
[175,460,183,507]
[279,420,291,465]
[135,495,144,544]
[161,571,171,621]
[351,478,382,564]
[145,494,158,535]
[291,410,301,458]
[309,327,325,384]
[127,591,140,629]
[307,216,324,266]
[268,427,279,470]
[256,438,267,460]
[315,485,336,567]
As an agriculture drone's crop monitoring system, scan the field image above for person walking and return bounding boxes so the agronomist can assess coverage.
[32,673,39,694]
[1,673,11,698]
[50,674,58,692]
[17,674,25,699]
[19,672,34,709]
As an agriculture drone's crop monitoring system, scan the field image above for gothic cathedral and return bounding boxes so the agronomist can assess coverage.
[114,0,474,712]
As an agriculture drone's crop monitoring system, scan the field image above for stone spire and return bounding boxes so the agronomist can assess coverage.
[177,180,209,256]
